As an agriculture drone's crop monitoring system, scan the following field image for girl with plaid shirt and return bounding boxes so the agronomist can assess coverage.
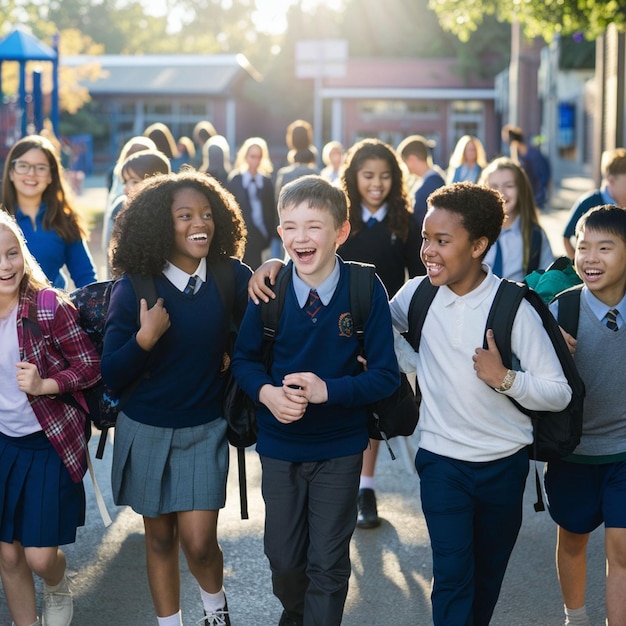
[0,211,100,626]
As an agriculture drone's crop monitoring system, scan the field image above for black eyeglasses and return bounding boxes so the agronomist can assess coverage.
[12,160,51,177]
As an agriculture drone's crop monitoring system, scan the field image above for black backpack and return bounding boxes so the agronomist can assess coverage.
[32,276,158,459]
[406,277,585,511]
[261,261,419,456]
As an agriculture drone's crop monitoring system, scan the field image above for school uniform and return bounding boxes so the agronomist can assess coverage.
[338,205,425,297]
[0,287,101,547]
[101,257,252,517]
[231,257,399,625]
[546,288,626,533]
[389,267,571,625]
[227,171,276,269]
[483,215,554,281]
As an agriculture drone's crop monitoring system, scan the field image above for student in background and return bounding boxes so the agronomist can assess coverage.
[502,124,552,209]
[1,135,97,290]
[0,211,100,626]
[231,175,399,626]
[446,135,488,184]
[320,141,345,186]
[562,148,626,259]
[102,170,251,626]
[101,149,172,272]
[396,134,446,229]
[546,205,626,626]
[227,137,276,270]
[199,136,232,188]
[388,182,571,625]
[480,157,553,281]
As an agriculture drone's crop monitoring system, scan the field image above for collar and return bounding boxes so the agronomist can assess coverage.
[292,256,341,307]
[583,285,626,323]
[243,171,260,187]
[436,264,495,310]
[361,203,388,223]
[501,214,521,233]
[163,257,207,292]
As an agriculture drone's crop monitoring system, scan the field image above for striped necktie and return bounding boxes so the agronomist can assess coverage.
[606,308,619,331]
[184,275,197,296]
[305,289,322,323]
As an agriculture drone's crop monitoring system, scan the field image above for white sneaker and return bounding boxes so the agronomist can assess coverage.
[43,575,73,626]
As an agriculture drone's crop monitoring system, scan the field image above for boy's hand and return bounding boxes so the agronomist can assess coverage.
[136,297,170,351]
[559,326,577,356]
[283,372,328,404]
[472,330,509,389]
[259,384,308,423]
[248,259,284,304]
[16,362,59,396]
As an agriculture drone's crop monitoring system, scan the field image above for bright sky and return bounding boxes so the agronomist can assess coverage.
[141,0,344,35]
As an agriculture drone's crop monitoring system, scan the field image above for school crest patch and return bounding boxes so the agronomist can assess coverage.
[338,312,354,337]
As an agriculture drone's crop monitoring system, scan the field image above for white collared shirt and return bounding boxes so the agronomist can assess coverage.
[361,203,388,224]
[163,257,207,293]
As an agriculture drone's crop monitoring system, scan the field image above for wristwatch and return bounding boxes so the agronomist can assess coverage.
[495,369,516,392]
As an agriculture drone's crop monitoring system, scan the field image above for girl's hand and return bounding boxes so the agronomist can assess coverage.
[472,329,509,388]
[259,384,308,423]
[136,297,170,351]
[16,362,59,396]
[248,259,284,304]
[282,372,328,405]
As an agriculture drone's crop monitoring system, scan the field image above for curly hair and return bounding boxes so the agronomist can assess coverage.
[2,135,86,242]
[109,170,246,278]
[479,157,539,270]
[428,182,504,254]
[341,138,411,242]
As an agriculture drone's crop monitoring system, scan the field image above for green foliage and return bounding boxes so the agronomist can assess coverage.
[428,0,626,43]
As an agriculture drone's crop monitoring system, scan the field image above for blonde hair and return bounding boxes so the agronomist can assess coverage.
[233,137,274,176]
[0,211,50,294]
[447,135,487,171]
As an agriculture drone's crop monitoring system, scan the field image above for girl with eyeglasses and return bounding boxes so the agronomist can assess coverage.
[1,135,97,290]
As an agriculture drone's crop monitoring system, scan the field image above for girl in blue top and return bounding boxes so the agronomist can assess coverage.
[1,135,97,290]
[102,170,251,626]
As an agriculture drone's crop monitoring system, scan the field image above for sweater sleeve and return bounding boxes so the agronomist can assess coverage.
[64,238,98,288]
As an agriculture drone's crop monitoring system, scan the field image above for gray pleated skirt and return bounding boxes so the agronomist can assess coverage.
[111,412,229,518]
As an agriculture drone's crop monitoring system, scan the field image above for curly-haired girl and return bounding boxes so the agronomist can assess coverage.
[102,170,251,626]
[1,135,97,290]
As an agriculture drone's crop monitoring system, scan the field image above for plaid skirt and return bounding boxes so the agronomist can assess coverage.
[111,412,229,518]
[0,430,85,547]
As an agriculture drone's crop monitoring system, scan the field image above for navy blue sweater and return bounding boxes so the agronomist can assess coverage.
[231,258,400,462]
[101,259,252,428]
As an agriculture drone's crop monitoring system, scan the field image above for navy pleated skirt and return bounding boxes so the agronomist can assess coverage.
[0,430,86,547]
[111,412,229,518]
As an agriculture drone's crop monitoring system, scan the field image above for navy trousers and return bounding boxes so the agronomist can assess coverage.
[260,453,362,626]
[416,447,529,626]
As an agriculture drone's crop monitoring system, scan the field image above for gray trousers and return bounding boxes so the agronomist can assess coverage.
[260,453,363,626]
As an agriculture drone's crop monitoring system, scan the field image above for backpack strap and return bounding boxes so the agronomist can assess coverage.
[348,262,375,354]
[208,259,237,325]
[483,279,528,364]
[260,263,293,344]
[525,224,543,275]
[406,279,439,352]
[552,284,582,340]
[127,274,158,320]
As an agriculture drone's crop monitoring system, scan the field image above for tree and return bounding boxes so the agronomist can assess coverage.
[427,0,626,42]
